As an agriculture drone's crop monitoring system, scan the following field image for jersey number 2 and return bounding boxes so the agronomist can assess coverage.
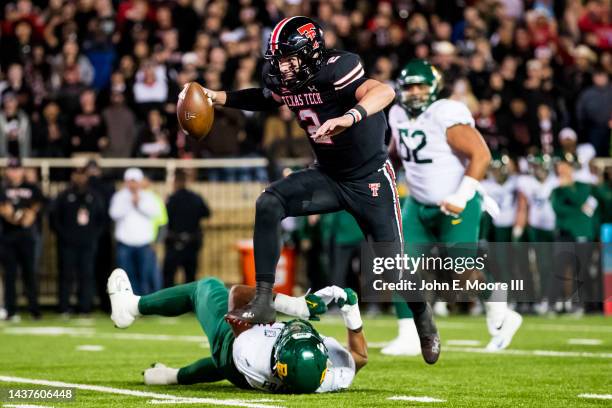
[399,129,432,164]
[299,109,332,144]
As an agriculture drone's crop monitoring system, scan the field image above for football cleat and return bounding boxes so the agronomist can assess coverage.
[143,363,179,385]
[485,309,523,351]
[107,268,138,329]
[485,300,508,336]
[413,304,441,364]
[433,301,449,317]
[226,281,276,325]
[381,318,421,356]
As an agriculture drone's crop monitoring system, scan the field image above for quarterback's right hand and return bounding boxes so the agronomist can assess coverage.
[179,83,218,103]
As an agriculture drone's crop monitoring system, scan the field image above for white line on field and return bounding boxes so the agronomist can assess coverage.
[578,394,612,400]
[568,338,603,346]
[446,340,481,346]
[148,399,281,405]
[444,346,612,359]
[3,404,53,408]
[3,327,209,346]
[75,345,104,352]
[388,395,446,403]
[0,376,283,408]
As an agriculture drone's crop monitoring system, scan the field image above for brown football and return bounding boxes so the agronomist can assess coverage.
[177,82,214,140]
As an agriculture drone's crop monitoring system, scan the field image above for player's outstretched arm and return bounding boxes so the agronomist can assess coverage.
[199,86,284,112]
[440,125,492,216]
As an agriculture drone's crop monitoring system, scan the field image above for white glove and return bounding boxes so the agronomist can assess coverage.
[339,288,362,330]
[582,196,598,217]
[143,363,178,385]
[440,176,479,216]
[314,286,347,305]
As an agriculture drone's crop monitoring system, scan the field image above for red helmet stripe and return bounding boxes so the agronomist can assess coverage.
[270,16,298,52]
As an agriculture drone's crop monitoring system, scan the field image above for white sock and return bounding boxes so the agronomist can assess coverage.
[398,318,416,337]
[128,296,141,317]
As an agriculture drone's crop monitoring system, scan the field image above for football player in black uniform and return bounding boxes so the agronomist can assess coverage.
[197,16,440,363]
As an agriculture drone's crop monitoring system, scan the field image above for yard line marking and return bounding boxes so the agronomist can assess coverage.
[0,376,282,408]
[76,345,104,352]
[3,327,209,346]
[568,338,603,346]
[445,346,612,359]
[3,404,54,408]
[388,395,446,403]
[446,340,481,346]
[578,394,612,400]
[148,399,283,405]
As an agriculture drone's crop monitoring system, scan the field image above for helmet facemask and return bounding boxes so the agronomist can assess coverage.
[400,83,433,117]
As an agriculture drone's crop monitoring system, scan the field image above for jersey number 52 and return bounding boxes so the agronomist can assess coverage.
[399,129,432,164]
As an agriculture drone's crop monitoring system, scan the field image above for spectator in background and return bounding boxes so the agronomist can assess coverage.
[102,89,136,158]
[50,39,94,90]
[70,89,107,155]
[133,60,168,118]
[56,65,87,121]
[0,92,31,158]
[51,167,104,316]
[32,100,68,158]
[1,63,33,113]
[85,160,114,312]
[576,68,612,157]
[109,168,160,295]
[140,175,167,293]
[163,170,210,287]
[134,109,171,159]
[0,157,43,321]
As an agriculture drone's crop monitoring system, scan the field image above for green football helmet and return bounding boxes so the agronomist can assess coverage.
[490,153,512,184]
[396,59,442,117]
[272,319,328,393]
[527,153,552,181]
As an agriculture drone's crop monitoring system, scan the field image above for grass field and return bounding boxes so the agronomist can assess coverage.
[0,312,610,407]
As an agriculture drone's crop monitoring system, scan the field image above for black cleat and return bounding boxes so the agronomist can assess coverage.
[413,303,441,364]
[226,281,276,324]
[419,334,441,365]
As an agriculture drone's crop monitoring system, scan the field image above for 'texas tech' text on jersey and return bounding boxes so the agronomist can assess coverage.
[264,50,388,180]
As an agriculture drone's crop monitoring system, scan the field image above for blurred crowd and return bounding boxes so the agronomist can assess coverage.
[0,0,610,175]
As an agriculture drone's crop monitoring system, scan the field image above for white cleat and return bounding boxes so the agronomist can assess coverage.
[107,268,138,329]
[381,318,421,356]
[485,309,523,351]
[144,363,179,385]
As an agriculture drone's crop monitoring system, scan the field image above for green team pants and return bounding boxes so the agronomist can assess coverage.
[138,278,250,388]
[394,195,483,319]
[527,227,555,299]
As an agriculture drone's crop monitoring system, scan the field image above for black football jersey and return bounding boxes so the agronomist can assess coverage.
[263,50,388,179]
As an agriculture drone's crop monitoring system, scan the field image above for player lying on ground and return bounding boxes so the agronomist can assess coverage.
[187,16,439,364]
[107,269,367,393]
[385,59,521,354]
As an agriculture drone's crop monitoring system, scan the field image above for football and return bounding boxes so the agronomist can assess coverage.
[177,82,214,140]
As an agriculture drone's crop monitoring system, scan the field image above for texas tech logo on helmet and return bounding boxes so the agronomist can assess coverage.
[298,22,320,49]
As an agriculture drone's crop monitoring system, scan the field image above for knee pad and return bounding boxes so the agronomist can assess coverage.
[255,192,286,223]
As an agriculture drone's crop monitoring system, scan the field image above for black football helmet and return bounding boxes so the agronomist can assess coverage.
[264,16,326,92]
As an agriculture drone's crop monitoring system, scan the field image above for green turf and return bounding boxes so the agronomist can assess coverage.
[0,313,610,407]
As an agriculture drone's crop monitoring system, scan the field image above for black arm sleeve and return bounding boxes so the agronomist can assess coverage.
[224,88,283,111]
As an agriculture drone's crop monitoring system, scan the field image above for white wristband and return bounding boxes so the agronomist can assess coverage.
[274,293,309,318]
[340,304,362,330]
[455,176,479,202]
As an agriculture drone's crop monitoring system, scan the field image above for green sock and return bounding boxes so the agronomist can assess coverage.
[138,282,199,316]
[391,293,414,319]
[178,357,225,384]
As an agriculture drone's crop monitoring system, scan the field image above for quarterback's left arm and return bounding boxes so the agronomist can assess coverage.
[440,125,492,216]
